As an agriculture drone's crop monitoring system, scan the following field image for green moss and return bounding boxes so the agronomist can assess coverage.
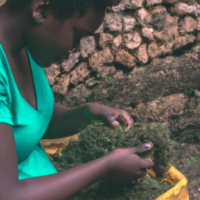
[64,177,171,200]
[52,122,172,200]
[187,88,195,96]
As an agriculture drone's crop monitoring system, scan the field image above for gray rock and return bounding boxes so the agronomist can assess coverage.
[146,0,162,7]
[122,16,136,32]
[61,52,80,73]
[137,44,148,64]
[53,75,70,95]
[115,49,136,68]
[142,27,155,41]
[89,48,114,71]
[123,32,142,50]
[44,64,61,86]
[105,13,122,32]
[99,33,114,48]
[112,0,143,11]
[174,2,198,16]
[80,36,96,58]
[112,35,122,51]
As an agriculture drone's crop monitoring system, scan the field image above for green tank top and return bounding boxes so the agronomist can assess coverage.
[0,44,57,179]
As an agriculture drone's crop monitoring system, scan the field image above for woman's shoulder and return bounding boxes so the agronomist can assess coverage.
[0,46,11,89]
[0,64,14,126]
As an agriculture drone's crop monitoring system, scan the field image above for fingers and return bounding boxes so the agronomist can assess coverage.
[139,158,154,169]
[133,142,154,154]
[101,110,120,128]
[136,170,148,178]
[125,114,134,131]
[116,111,134,132]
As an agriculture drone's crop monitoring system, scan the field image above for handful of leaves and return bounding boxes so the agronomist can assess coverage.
[56,122,171,178]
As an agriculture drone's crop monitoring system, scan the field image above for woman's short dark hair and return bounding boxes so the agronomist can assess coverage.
[14,0,107,20]
[49,0,107,20]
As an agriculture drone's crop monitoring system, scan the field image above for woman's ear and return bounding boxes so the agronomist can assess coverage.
[31,0,50,23]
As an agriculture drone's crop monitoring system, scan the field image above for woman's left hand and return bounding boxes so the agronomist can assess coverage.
[86,103,134,132]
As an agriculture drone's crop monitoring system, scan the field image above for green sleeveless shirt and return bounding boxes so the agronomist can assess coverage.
[0,44,57,179]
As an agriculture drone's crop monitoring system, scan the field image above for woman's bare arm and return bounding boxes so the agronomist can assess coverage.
[43,102,134,140]
[43,103,93,139]
[0,123,109,200]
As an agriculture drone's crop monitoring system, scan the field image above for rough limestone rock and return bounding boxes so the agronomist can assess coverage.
[137,8,152,24]
[122,16,136,32]
[148,6,167,32]
[97,66,117,78]
[165,14,179,29]
[123,32,142,50]
[151,5,167,15]
[197,17,200,31]
[170,35,196,51]
[99,33,114,48]
[159,35,196,56]
[69,63,90,86]
[137,44,148,64]
[63,84,92,105]
[148,42,160,59]
[112,0,143,12]
[80,36,96,58]
[89,52,101,71]
[69,70,79,86]
[174,2,198,16]
[142,27,155,41]
[76,62,90,82]
[153,26,179,44]
[61,52,80,73]
[115,49,136,68]
[159,44,173,56]
[105,13,122,32]
[112,35,122,51]
[89,48,114,71]
[146,0,163,7]
[179,16,197,35]
[53,75,70,95]
[44,64,60,86]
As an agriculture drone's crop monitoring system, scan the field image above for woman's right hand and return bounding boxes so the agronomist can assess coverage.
[105,142,154,183]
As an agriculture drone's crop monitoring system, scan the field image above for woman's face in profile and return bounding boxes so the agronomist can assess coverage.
[24,6,105,68]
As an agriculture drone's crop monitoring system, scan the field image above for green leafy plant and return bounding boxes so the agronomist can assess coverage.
[187,88,195,96]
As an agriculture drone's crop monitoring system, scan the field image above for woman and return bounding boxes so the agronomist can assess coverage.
[0,0,154,199]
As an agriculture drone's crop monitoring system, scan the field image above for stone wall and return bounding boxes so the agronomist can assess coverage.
[45,0,200,96]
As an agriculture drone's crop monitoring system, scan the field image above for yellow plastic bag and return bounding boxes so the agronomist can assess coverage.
[40,133,80,156]
[147,165,189,200]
